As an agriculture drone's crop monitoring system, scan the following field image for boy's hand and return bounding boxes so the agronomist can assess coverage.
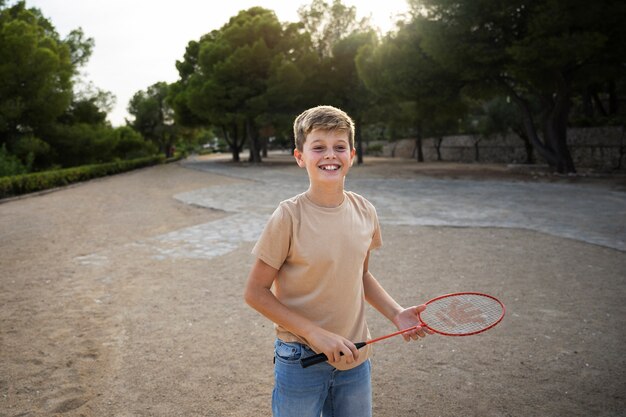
[307,327,359,364]
[392,305,433,341]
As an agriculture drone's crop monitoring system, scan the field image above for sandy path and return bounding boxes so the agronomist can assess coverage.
[1,156,625,416]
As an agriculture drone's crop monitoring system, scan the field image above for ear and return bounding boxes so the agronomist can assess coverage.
[294,148,306,168]
[349,148,356,166]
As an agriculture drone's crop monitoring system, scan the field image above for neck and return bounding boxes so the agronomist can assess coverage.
[306,183,345,208]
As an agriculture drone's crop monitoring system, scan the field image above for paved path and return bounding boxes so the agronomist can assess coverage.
[140,156,626,262]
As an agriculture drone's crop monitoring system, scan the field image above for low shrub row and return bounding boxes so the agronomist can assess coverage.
[0,155,166,200]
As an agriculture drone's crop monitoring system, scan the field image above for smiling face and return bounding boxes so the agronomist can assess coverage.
[294,128,356,188]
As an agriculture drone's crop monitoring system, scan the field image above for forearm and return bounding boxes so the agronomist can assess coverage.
[244,258,360,362]
[245,276,360,362]
[363,270,403,324]
[244,284,318,341]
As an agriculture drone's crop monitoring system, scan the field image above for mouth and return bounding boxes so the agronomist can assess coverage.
[319,164,340,171]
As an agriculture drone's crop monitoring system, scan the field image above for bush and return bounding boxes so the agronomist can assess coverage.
[112,126,158,159]
[0,144,28,177]
[10,135,52,170]
[0,155,165,199]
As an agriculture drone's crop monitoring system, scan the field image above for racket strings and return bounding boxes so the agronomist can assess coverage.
[420,294,504,335]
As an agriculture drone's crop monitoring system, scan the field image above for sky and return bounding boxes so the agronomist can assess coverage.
[24,0,411,126]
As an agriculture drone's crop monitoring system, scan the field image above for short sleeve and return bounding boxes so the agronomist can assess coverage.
[251,204,292,270]
[369,205,383,251]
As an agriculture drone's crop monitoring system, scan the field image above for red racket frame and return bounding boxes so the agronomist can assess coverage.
[418,291,506,336]
[300,291,505,368]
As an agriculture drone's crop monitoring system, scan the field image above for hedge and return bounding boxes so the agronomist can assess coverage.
[0,155,166,200]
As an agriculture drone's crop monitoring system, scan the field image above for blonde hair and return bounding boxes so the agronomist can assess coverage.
[293,105,355,151]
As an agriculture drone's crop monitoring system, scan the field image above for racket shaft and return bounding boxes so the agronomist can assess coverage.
[300,342,367,368]
[368,325,420,344]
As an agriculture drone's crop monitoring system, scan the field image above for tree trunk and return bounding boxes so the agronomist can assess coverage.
[543,122,575,173]
[246,118,262,163]
[222,124,240,162]
[508,86,575,173]
[510,94,555,166]
[230,148,239,162]
[355,119,364,165]
[473,136,481,162]
[434,137,443,161]
[511,127,535,164]
[543,75,576,174]
[414,120,424,162]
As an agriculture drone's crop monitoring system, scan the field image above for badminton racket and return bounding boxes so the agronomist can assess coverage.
[300,292,505,368]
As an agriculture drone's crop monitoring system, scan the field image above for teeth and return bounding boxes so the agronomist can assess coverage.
[321,165,339,170]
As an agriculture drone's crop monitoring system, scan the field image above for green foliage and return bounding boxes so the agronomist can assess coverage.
[44,123,116,167]
[297,0,370,58]
[171,7,317,162]
[0,155,165,199]
[128,82,177,156]
[63,27,94,67]
[0,1,76,142]
[58,97,108,125]
[0,1,133,172]
[4,0,620,172]
[356,18,466,147]
[41,123,156,168]
[112,126,158,159]
[9,134,51,169]
[0,143,27,176]
[405,0,626,173]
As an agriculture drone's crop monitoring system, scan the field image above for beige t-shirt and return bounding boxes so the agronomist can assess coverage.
[252,191,382,370]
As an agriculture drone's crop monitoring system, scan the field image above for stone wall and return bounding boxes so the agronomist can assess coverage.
[376,126,625,171]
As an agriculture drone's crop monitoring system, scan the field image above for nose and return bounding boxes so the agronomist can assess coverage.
[324,149,335,159]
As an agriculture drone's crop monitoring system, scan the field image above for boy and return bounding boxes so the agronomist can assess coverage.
[244,105,428,417]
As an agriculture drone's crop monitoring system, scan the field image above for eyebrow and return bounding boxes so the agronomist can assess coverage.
[309,138,349,145]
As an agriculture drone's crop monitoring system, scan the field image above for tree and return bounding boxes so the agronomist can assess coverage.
[128,82,177,157]
[58,84,114,126]
[172,7,314,162]
[0,1,74,143]
[0,1,119,170]
[298,0,377,164]
[256,22,319,151]
[63,27,94,68]
[297,0,370,58]
[327,31,379,164]
[481,97,535,164]
[357,19,465,162]
[411,0,626,173]
[110,126,157,160]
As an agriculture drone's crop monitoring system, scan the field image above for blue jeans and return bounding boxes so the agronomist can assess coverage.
[272,339,372,417]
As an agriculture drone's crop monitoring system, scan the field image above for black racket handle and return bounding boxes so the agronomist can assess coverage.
[300,342,367,368]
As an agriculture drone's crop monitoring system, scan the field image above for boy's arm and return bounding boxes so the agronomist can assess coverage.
[362,252,430,341]
[244,258,360,364]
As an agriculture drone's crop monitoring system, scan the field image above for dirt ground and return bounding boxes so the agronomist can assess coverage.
[1,156,625,417]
